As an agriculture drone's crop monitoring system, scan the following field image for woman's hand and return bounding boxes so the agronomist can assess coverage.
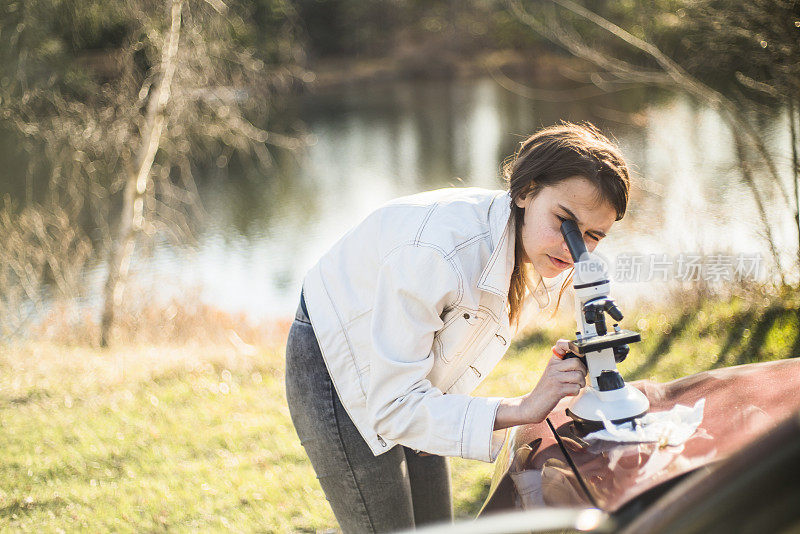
[494,340,587,430]
[551,339,578,360]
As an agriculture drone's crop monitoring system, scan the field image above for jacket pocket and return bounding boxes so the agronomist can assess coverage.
[434,309,490,364]
[447,324,509,394]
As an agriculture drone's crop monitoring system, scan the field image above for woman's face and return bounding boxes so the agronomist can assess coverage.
[515,176,618,279]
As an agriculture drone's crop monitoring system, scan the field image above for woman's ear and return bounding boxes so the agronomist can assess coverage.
[514,193,528,209]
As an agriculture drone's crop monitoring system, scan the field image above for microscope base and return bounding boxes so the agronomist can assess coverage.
[566,408,648,435]
[565,384,650,435]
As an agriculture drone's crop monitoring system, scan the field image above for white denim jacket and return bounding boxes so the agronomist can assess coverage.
[303,187,515,462]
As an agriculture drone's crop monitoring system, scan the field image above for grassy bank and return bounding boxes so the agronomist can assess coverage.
[0,342,332,532]
[1,291,797,531]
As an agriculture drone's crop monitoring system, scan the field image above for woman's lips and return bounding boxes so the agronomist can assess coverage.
[548,255,571,269]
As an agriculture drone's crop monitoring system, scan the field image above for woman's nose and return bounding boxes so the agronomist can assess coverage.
[560,239,572,259]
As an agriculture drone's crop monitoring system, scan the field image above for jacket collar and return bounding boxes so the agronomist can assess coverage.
[477,192,515,298]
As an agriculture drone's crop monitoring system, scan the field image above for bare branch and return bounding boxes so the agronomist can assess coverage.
[203,0,228,15]
[488,64,652,102]
[508,0,792,209]
[735,71,780,98]
[101,0,185,346]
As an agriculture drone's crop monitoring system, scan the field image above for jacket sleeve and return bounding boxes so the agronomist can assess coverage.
[366,243,507,462]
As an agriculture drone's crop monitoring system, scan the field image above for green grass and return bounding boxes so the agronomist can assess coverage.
[1,291,798,531]
[0,343,335,532]
[620,290,800,381]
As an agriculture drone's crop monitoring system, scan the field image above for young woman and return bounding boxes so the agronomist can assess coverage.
[285,122,630,533]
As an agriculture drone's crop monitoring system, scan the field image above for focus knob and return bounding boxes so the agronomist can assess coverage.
[597,370,625,391]
[604,299,624,321]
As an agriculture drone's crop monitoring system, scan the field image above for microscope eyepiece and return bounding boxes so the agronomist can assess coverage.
[560,219,587,263]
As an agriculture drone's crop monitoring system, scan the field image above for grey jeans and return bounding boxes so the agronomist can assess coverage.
[285,293,453,533]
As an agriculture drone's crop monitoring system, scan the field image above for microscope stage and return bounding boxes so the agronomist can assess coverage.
[571,330,641,354]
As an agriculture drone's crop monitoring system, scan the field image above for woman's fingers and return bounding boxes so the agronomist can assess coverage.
[560,370,586,387]
[551,339,584,366]
[553,356,586,373]
[552,339,572,357]
[554,355,588,375]
[561,382,582,396]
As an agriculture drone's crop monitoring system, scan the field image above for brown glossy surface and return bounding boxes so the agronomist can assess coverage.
[483,359,800,514]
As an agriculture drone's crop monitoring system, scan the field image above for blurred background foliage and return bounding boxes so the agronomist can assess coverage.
[0,0,796,341]
[0,0,797,338]
[5,0,796,101]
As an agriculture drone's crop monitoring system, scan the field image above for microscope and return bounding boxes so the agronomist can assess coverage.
[560,219,649,434]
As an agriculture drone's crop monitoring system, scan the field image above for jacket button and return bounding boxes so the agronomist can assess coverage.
[463,313,470,319]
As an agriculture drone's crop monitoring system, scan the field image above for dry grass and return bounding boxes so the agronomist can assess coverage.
[30,292,292,348]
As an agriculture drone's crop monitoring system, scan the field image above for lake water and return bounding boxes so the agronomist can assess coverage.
[38,76,800,320]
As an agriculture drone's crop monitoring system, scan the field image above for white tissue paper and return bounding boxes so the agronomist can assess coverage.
[583,398,705,447]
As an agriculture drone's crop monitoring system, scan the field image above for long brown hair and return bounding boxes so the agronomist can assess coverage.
[505,122,630,326]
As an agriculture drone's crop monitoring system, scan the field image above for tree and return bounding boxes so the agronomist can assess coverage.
[0,0,307,343]
[508,0,800,283]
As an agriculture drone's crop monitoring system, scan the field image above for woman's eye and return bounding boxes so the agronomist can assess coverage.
[555,214,601,242]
